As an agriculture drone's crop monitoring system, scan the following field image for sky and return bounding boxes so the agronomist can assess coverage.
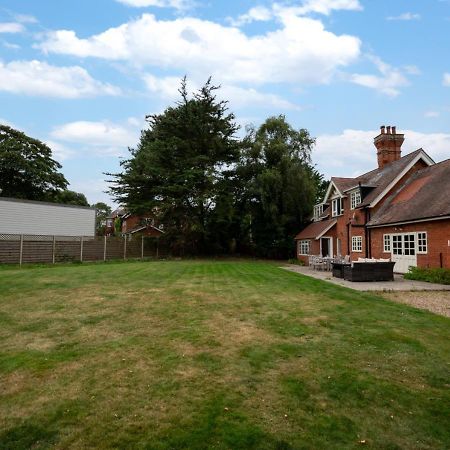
[0,0,449,206]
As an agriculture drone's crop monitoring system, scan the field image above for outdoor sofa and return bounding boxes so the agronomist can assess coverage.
[341,258,395,282]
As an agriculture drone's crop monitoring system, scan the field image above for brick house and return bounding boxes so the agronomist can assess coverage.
[295,125,450,273]
[105,208,163,238]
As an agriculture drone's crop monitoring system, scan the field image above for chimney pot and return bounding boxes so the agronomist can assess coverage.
[374,125,404,169]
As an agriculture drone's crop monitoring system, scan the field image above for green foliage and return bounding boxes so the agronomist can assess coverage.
[108,77,240,254]
[0,124,67,200]
[404,266,450,285]
[108,80,324,258]
[114,216,122,235]
[92,202,112,235]
[54,189,89,206]
[238,115,323,258]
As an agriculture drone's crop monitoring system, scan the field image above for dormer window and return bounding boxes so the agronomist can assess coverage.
[350,190,361,210]
[331,198,343,217]
[313,204,324,221]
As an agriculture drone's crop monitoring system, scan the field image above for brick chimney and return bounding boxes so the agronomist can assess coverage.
[374,125,404,169]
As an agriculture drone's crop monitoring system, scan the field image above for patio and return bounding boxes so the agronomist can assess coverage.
[283,264,450,292]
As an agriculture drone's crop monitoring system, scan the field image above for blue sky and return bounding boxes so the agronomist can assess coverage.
[1,0,449,205]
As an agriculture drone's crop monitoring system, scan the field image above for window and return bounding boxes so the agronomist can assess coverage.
[298,240,310,255]
[417,232,427,254]
[392,235,402,255]
[383,234,391,253]
[350,190,361,209]
[403,234,416,256]
[332,198,343,217]
[313,204,324,221]
[352,236,362,252]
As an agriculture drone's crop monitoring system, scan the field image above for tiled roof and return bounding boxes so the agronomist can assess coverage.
[353,149,425,206]
[367,158,450,226]
[331,177,356,193]
[295,219,337,240]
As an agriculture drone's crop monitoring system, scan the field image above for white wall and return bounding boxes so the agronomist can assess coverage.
[0,198,96,236]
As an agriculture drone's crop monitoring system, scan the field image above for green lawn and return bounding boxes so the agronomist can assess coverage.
[0,260,449,449]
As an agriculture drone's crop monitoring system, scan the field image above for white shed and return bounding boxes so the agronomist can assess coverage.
[0,197,96,237]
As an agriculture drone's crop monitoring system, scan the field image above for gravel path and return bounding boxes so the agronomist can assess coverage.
[378,291,450,317]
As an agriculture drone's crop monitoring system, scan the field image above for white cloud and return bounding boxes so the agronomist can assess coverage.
[278,0,362,16]
[228,6,273,27]
[0,22,25,33]
[387,12,420,21]
[0,60,121,98]
[443,73,450,86]
[0,118,17,128]
[2,41,21,50]
[424,111,440,118]
[230,1,362,27]
[115,0,192,9]
[350,56,409,96]
[315,128,450,179]
[37,13,361,87]
[403,65,421,75]
[143,73,301,110]
[14,14,38,24]
[44,140,75,161]
[50,120,140,156]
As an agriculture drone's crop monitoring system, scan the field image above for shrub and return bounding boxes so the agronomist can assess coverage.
[287,258,304,266]
[404,266,450,285]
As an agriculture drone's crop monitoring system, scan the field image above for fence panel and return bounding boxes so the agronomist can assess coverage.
[82,237,105,262]
[0,234,20,264]
[0,234,170,265]
[23,235,53,264]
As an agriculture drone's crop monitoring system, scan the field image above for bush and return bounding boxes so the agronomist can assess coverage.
[287,258,304,266]
[404,266,450,285]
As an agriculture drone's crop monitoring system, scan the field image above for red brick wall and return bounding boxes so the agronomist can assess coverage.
[122,216,141,233]
[370,219,450,269]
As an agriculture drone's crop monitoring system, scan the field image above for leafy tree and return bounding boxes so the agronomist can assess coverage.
[0,124,67,200]
[108,78,240,254]
[92,202,112,235]
[54,190,89,206]
[239,115,321,258]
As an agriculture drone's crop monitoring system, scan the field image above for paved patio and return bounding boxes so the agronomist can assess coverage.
[282,264,450,292]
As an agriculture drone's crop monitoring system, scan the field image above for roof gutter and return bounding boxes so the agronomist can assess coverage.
[367,215,450,228]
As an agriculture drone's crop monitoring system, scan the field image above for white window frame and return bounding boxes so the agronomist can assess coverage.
[383,234,391,253]
[352,236,362,253]
[350,190,361,210]
[313,204,324,221]
[331,198,343,217]
[298,240,310,256]
[417,232,427,254]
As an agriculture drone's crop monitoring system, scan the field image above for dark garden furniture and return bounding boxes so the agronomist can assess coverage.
[331,262,351,278]
[343,261,395,282]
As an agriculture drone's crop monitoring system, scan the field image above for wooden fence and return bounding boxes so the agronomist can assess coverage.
[0,234,165,266]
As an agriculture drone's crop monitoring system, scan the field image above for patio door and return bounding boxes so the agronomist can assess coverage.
[391,233,417,274]
[320,237,333,257]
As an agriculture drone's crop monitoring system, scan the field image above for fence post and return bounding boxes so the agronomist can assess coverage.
[141,235,144,259]
[80,236,84,262]
[19,234,24,267]
[123,236,127,260]
[52,235,56,264]
[104,236,107,261]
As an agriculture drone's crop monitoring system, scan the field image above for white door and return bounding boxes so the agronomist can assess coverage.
[391,234,417,273]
